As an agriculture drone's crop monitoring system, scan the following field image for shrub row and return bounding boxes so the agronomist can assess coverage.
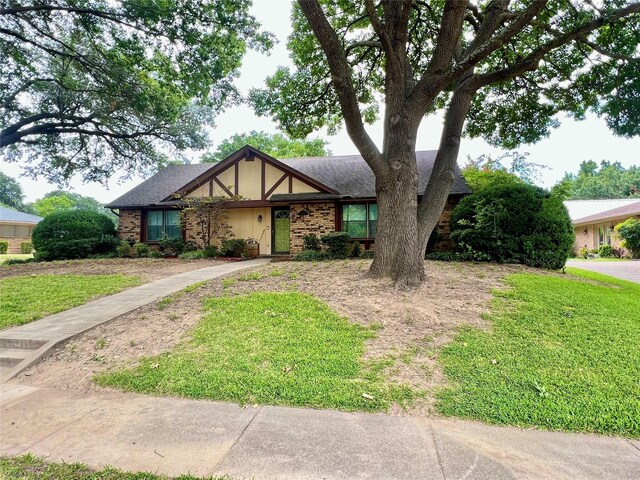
[294,232,373,261]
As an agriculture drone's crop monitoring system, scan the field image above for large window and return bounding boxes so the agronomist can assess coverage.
[342,203,377,239]
[146,210,181,241]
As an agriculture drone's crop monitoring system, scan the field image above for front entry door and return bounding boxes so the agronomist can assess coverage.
[272,208,290,254]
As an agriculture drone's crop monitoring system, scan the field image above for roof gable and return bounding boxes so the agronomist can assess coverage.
[170,146,338,201]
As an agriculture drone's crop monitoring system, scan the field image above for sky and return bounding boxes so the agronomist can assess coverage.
[2,0,639,204]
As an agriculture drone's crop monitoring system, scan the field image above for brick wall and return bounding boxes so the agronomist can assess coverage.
[429,195,461,252]
[290,202,336,254]
[118,209,141,243]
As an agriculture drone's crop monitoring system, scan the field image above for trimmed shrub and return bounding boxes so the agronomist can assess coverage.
[117,241,131,258]
[615,218,640,259]
[598,244,614,258]
[178,250,206,260]
[20,241,33,254]
[450,182,574,270]
[221,239,246,257]
[320,232,351,258]
[158,236,184,256]
[293,250,333,261]
[2,258,38,266]
[134,243,150,257]
[578,247,590,259]
[0,240,8,254]
[149,251,163,258]
[31,211,118,261]
[303,234,321,251]
[350,241,362,257]
[360,249,374,259]
[203,245,220,258]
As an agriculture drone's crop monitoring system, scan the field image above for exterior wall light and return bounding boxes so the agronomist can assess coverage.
[257,214,263,223]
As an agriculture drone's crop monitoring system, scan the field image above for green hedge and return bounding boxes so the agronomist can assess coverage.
[0,241,7,254]
[31,210,118,261]
[20,241,33,254]
[450,182,574,269]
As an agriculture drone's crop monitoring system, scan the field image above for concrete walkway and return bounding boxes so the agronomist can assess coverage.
[1,384,638,479]
[0,258,270,381]
[566,259,640,283]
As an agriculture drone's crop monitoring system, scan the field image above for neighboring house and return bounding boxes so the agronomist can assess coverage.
[565,199,640,255]
[105,146,471,255]
[0,207,42,253]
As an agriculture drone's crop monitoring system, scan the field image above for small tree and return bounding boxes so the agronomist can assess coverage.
[615,218,640,258]
[180,196,234,249]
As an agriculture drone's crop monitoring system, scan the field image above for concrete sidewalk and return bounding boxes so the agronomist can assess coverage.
[1,384,638,479]
[0,258,270,381]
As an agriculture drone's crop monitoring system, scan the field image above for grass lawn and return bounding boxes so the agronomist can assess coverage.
[96,292,417,412]
[437,268,640,437]
[0,253,33,264]
[0,454,229,479]
[0,274,140,329]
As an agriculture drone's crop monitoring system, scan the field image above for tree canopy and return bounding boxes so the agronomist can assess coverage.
[32,190,117,223]
[1,1,273,184]
[462,151,549,189]
[555,160,640,199]
[250,0,640,286]
[203,131,330,163]
[0,172,29,211]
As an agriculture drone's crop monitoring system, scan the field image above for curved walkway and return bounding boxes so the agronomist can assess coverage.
[0,258,270,382]
[566,259,640,283]
[1,384,638,479]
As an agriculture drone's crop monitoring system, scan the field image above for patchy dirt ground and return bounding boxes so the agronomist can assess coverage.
[14,259,532,415]
[0,258,226,282]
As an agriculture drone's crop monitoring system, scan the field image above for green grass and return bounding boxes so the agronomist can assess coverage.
[0,454,230,479]
[96,292,418,411]
[0,253,33,263]
[0,274,140,329]
[437,268,640,437]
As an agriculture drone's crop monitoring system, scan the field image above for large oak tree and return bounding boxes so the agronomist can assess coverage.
[1,0,272,184]
[251,0,640,287]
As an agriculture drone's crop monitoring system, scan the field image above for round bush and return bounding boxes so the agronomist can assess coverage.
[31,210,118,261]
[450,182,575,269]
[615,218,640,258]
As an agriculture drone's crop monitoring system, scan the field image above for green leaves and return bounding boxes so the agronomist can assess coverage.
[203,130,329,162]
[1,1,273,183]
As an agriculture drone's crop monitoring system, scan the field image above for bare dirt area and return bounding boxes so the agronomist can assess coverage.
[0,257,226,282]
[14,259,530,415]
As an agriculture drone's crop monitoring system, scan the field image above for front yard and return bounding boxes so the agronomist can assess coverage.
[12,259,640,437]
[0,274,139,329]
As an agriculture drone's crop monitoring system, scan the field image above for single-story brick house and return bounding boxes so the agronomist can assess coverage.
[0,207,42,253]
[105,146,471,255]
[565,199,640,255]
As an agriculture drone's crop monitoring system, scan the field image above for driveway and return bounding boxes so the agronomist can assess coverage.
[566,260,640,284]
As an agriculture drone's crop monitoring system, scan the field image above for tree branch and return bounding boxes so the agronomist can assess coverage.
[297,0,384,174]
[469,3,640,89]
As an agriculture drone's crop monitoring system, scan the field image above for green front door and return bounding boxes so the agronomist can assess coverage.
[272,208,290,254]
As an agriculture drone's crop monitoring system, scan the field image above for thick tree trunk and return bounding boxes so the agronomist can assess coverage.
[369,150,425,288]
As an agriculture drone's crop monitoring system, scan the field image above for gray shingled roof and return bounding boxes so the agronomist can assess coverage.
[280,150,470,197]
[105,164,214,208]
[105,151,470,208]
[0,207,42,224]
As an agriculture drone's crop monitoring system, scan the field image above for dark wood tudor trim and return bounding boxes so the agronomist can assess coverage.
[212,176,234,197]
[164,146,338,202]
[264,173,289,199]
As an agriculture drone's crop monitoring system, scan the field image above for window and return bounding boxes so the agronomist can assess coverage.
[146,210,181,241]
[342,203,377,239]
